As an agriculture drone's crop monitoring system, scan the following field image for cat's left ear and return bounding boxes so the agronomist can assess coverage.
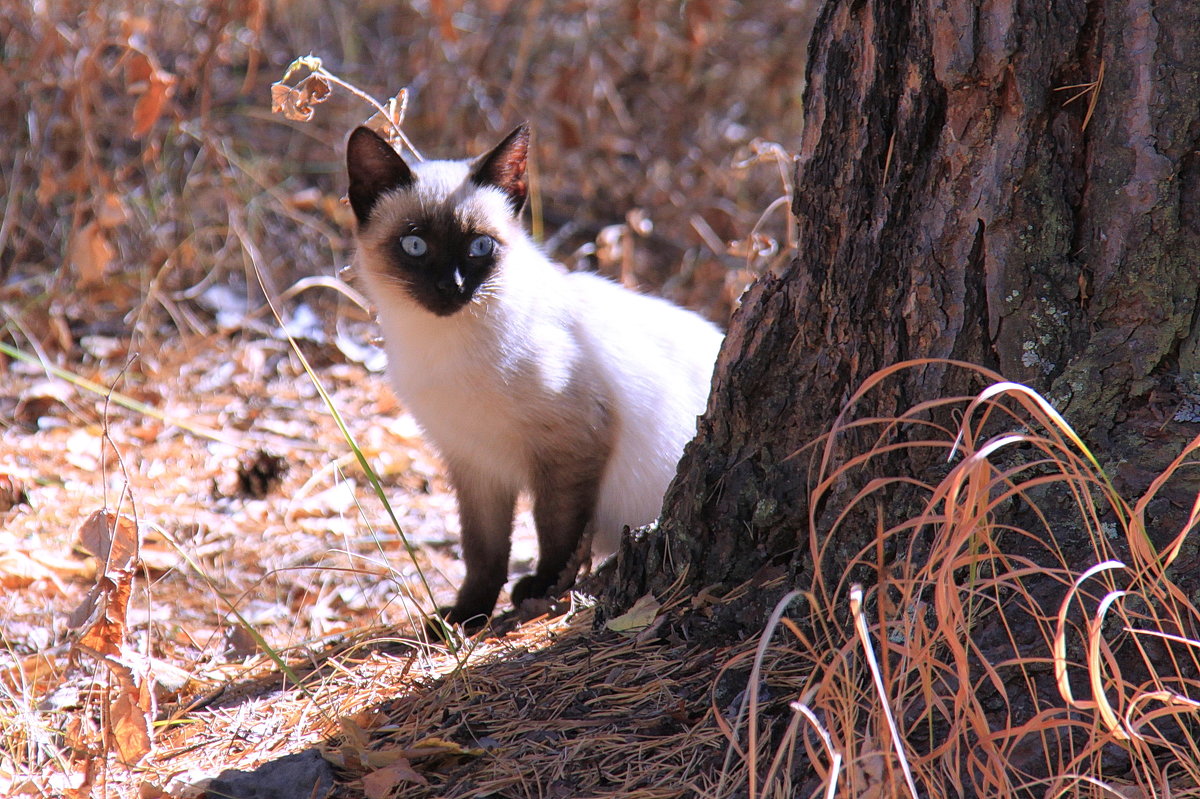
[470,123,530,214]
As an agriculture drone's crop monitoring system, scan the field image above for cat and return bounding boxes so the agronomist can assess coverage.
[345,123,723,629]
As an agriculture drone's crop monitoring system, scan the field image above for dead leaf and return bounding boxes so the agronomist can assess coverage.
[361,760,427,797]
[290,479,357,519]
[109,666,154,763]
[69,221,114,287]
[76,645,154,764]
[65,428,102,471]
[400,736,484,759]
[78,509,140,572]
[225,624,260,659]
[125,50,176,139]
[71,510,141,656]
[96,193,128,229]
[605,593,661,633]
[0,474,29,512]
[14,380,72,428]
[285,186,323,211]
[270,74,330,122]
[0,651,61,696]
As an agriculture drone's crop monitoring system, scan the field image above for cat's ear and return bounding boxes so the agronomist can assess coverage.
[470,123,530,214]
[346,127,415,227]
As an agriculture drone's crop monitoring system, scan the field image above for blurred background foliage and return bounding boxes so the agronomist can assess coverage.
[0,0,815,350]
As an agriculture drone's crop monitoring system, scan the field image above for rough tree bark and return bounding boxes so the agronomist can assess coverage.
[612,0,1200,623]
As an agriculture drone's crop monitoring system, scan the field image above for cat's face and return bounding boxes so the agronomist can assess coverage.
[346,125,530,317]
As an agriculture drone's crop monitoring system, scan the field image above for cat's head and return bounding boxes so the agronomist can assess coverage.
[346,124,530,317]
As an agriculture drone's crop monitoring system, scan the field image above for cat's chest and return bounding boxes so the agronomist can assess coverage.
[378,315,553,472]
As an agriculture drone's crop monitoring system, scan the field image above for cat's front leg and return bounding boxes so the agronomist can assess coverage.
[512,455,606,606]
[439,466,517,630]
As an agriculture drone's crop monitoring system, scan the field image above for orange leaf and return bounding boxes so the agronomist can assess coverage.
[109,661,154,763]
[71,510,141,656]
[69,221,113,287]
[125,50,175,139]
[361,760,427,798]
[0,550,65,591]
[78,509,140,575]
[76,646,154,764]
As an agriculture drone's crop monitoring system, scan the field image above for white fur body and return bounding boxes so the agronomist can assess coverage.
[355,158,723,555]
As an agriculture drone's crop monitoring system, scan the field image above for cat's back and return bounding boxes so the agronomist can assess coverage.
[559,272,722,549]
[564,271,723,388]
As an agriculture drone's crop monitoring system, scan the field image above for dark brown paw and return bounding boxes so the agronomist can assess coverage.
[511,573,557,606]
[424,605,490,641]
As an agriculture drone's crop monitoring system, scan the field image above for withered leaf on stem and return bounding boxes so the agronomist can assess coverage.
[76,644,154,765]
[270,74,331,122]
[78,508,140,574]
[71,510,141,656]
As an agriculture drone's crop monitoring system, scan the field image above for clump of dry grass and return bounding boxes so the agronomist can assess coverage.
[725,360,1200,798]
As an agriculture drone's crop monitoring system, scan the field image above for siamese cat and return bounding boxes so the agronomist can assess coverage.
[346,123,723,629]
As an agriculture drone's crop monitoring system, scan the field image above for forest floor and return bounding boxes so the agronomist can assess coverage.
[0,320,772,798]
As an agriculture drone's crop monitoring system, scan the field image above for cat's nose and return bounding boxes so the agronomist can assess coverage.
[436,268,466,295]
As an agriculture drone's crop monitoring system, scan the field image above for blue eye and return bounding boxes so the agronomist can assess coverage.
[399,235,427,256]
[468,235,495,258]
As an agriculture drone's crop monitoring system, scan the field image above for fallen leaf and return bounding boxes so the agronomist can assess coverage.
[0,550,66,592]
[361,760,427,797]
[14,381,72,428]
[285,186,323,211]
[224,623,261,659]
[290,479,357,519]
[69,221,114,287]
[96,192,128,228]
[65,428,102,471]
[0,475,29,512]
[605,593,661,633]
[0,652,61,696]
[400,736,484,759]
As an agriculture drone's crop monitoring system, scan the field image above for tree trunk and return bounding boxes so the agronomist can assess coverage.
[608,0,1200,787]
[614,0,1200,620]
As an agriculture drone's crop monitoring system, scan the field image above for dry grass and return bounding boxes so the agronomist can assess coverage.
[733,360,1200,798]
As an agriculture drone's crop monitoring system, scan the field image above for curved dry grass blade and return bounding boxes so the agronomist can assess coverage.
[787,701,842,799]
[746,590,801,799]
[1088,589,1132,741]
[850,585,921,799]
[1054,560,1124,710]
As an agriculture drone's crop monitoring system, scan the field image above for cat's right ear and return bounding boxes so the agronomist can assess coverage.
[470,123,530,214]
[346,127,415,228]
